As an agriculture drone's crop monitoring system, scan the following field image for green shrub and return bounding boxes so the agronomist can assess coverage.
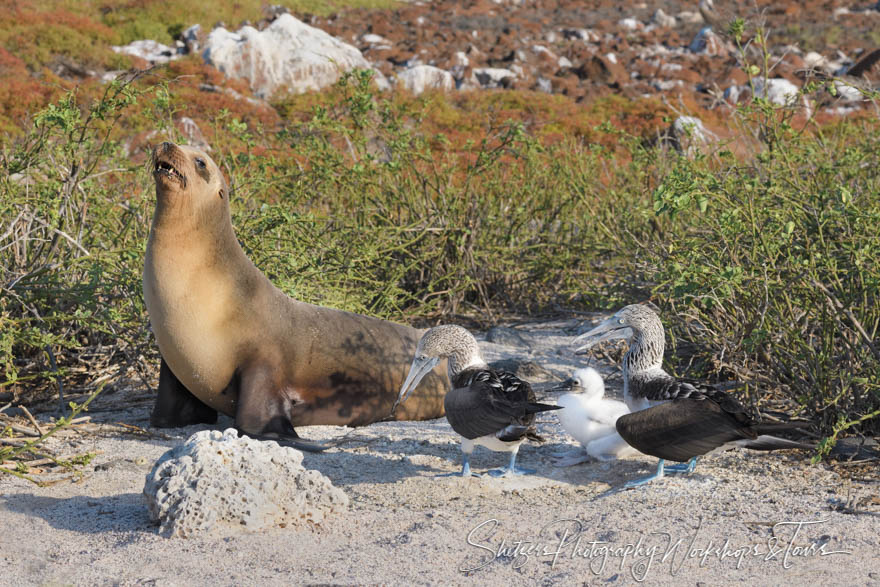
[1,77,155,397]
[643,22,880,450]
[647,116,880,451]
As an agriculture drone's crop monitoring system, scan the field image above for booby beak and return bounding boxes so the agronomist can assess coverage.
[548,378,577,393]
[573,316,633,353]
[392,355,440,413]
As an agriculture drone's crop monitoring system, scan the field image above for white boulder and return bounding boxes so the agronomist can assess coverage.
[143,428,348,538]
[202,13,374,97]
[112,40,181,64]
[182,24,202,53]
[831,80,865,101]
[618,17,642,31]
[670,116,716,154]
[753,77,801,105]
[652,9,678,28]
[561,28,601,42]
[397,65,455,94]
[361,33,390,46]
[462,67,517,89]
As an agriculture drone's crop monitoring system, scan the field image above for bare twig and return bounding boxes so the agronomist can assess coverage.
[0,422,40,437]
[44,345,65,414]
[30,215,90,257]
[812,279,880,362]
[0,438,28,446]
[19,406,45,436]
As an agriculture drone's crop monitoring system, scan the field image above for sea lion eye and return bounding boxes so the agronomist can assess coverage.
[195,158,206,169]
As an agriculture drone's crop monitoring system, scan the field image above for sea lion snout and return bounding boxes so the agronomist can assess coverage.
[153,142,187,188]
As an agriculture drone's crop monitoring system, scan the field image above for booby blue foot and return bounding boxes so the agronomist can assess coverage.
[487,465,536,477]
[623,459,667,488]
[437,454,481,478]
[487,452,536,477]
[664,457,698,474]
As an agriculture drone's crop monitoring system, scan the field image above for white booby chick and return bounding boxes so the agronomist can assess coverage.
[394,325,561,477]
[550,367,640,466]
[574,305,812,488]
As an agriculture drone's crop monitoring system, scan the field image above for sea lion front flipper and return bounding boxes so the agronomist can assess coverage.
[150,357,218,428]
[233,365,333,452]
[241,431,333,453]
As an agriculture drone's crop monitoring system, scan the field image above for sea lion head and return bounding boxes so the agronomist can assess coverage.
[151,142,228,223]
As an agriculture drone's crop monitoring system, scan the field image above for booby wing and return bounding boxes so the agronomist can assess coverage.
[445,369,560,440]
[632,372,754,416]
[615,395,755,462]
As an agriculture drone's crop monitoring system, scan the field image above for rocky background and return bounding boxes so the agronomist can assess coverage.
[105,0,880,125]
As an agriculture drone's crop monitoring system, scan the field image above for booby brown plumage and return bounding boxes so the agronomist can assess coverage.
[574,305,812,487]
[395,325,561,477]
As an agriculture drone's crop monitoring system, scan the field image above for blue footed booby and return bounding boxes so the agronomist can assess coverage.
[394,325,562,477]
[550,367,641,466]
[574,305,812,488]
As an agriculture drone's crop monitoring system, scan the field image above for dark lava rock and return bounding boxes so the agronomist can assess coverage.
[485,326,530,347]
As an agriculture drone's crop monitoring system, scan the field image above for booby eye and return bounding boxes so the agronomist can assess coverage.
[195,157,206,169]
[618,318,625,325]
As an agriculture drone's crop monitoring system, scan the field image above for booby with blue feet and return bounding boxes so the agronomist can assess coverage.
[574,305,812,488]
[394,325,561,477]
[550,367,641,466]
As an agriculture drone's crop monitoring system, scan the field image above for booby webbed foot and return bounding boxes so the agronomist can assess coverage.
[487,451,536,477]
[550,447,587,459]
[623,459,667,488]
[437,453,482,478]
[488,465,537,477]
[624,457,700,488]
[664,456,699,474]
[552,452,593,468]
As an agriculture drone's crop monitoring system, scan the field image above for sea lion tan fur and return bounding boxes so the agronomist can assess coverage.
[143,142,447,449]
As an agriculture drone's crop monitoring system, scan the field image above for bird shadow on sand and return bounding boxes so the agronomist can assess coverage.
[306,432,656,489]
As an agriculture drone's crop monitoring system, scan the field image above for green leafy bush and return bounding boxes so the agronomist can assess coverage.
[647,115,880,453]
[1,77,154,397]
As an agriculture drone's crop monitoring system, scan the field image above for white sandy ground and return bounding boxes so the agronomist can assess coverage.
[1,318,878,586]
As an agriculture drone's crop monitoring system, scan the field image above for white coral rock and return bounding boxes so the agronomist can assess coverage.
[143,428,348,538]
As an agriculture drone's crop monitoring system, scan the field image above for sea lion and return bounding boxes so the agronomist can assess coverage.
[143,142,448,449]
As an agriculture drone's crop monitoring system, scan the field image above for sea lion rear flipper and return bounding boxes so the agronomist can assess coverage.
[150,358,218,428]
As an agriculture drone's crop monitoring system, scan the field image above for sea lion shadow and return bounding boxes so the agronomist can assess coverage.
[300,439,454,485]
[0,493,154,538]
[315,328,447,424]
